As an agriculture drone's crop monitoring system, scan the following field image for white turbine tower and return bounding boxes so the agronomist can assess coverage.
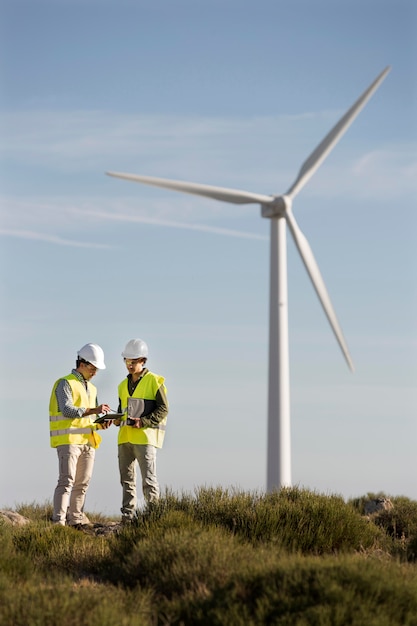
[107,66,390,492]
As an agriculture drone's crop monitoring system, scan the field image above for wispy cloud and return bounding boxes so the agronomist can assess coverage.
[0,196,268,246]
[0,194,268,248]
[352,148,417,196]
[69,207,268,240]
[2,109,413,200]
[0,228,112,248]
[1,110,415,258]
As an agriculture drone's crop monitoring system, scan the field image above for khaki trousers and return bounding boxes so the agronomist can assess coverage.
[52,444,95,525]
[118,442,159,518]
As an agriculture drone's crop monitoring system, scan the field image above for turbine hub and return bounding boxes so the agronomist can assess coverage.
[261,195,291,219]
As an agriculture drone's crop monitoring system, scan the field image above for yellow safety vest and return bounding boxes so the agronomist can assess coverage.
[49,374,102,449]
[118,372,167,448]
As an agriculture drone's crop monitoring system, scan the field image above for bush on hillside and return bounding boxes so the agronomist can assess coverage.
[1,489,417,626]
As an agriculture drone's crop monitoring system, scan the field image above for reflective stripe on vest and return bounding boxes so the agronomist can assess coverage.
[49,374,98,448]
[50,428,91,437]
[118,371,167,449]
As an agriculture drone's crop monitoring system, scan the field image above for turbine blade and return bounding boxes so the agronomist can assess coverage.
[106,171,273,205]
[286,207,354,371]
[286,66,391,199]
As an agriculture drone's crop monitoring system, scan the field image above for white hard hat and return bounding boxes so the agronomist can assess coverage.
[121,338,148,360]
[77,343,106,370]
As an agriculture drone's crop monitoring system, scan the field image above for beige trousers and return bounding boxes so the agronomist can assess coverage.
[52,444,95,525]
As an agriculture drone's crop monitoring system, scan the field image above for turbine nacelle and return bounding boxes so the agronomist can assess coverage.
[261,195,292,219]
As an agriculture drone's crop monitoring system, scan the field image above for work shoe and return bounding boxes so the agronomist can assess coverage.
[69,522,95,531]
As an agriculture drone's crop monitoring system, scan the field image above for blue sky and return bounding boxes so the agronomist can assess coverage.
[0,0,416,515]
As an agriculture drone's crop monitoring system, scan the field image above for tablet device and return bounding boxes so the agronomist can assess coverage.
[94,413,124,424]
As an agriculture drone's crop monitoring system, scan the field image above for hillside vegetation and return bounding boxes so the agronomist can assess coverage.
[1,487,417,626]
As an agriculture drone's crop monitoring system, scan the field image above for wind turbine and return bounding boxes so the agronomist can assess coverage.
[106,66,390,492]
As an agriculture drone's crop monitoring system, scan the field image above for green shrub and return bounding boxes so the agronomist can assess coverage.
[1,490,417,626]
[147,486,388,554]
[349,493,417,561]
[15,500,54,523]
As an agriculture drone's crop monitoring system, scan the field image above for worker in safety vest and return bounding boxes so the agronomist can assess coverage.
[116,338,168,522]
[49,343,111,528]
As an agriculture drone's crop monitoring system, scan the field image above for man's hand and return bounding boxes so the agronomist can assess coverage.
[84,404,111,416]
[97,403,111,415]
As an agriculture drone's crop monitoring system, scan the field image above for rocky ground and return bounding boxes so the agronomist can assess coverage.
[0,510,125,536]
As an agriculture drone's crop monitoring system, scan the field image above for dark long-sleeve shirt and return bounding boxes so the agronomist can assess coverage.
[117,368,168,427]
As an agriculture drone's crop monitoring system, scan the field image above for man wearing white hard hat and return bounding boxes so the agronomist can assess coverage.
[49,343,111,528]
[116,338,169,522]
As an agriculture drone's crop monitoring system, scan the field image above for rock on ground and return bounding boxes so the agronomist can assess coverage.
[0,510,31,526]
[364,498,393,515]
